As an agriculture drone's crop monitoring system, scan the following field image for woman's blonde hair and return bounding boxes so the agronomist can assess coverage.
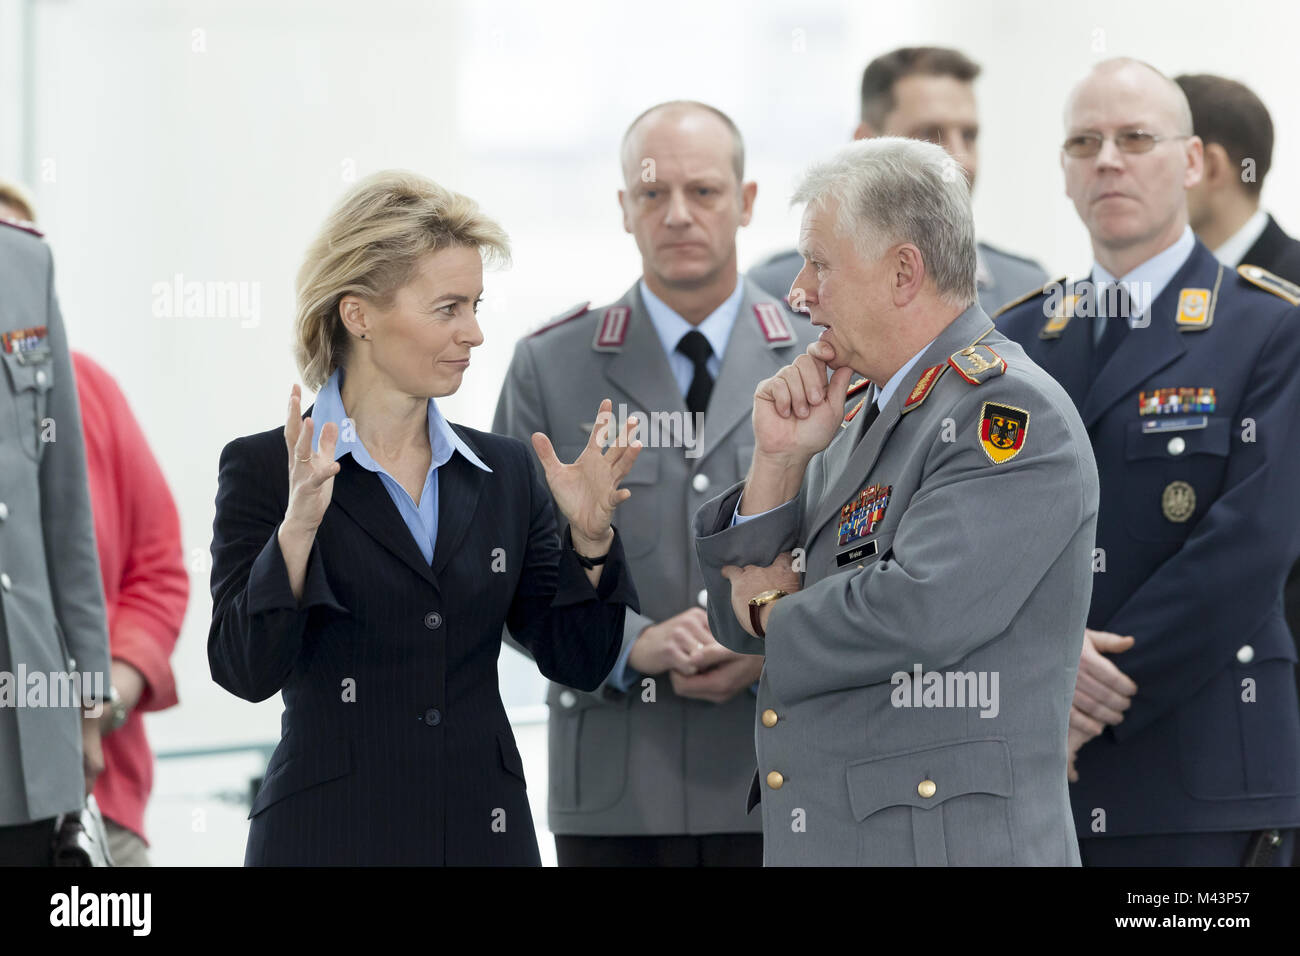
[294,170,511,390]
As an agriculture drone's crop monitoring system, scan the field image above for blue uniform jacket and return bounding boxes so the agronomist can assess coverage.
[996,239,1300,838]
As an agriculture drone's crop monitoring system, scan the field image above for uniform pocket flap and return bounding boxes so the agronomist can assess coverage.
[845,737,1013,821]
[1,348,52,392]
[497,731,527,782]
[1125,417,1229,460]
[248,744,352,819]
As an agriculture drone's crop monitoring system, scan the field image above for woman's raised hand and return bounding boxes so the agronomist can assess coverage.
[531,398,641,553]
[283,384,341,533]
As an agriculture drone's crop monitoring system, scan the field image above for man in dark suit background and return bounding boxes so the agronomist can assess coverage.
[749,47,1047,316]
[1176,73,1300,284]
[1177,76,1300,815]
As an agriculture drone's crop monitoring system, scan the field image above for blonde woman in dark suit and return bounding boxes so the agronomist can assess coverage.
[209,171,641,865]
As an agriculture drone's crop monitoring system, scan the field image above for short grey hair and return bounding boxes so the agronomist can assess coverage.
[791,136,978,309]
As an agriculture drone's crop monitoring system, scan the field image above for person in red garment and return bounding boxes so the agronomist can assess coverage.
[0,180,189,866]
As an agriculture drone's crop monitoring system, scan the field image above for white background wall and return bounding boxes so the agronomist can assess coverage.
[3,0,1297,860]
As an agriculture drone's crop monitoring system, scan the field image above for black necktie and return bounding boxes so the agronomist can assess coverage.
[852,397,881,448]
[1092,284,1134,377]
[676,330,714,416]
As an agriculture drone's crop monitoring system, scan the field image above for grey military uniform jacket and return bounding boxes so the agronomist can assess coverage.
[693,304,1099,865]
[493,277,820,836]
[0,220,110,826]
[749,241,1048,317]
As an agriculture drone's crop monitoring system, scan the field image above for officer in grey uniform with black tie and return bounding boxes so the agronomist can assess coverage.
[750,46,1047,316]
[494,101,819,866]
[0,214,110,864]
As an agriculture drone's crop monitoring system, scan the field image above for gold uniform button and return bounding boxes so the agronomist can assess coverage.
[918,779,937,799]
[766,771,784,790]
[761,709,778,728]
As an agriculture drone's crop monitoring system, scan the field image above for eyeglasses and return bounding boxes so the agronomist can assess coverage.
[1062,130,1189,158]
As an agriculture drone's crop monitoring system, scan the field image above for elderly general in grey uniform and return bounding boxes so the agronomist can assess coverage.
[495,101,819,866]
[750,46,1047,317]
[0,216,110,863]
[693,138,1098,866]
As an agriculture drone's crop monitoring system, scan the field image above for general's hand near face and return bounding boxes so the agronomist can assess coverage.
[753,341,854,464]
[532,398,642,552]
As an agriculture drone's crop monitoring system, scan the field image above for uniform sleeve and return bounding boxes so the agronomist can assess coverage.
[693,479,803,658]
[504,444,639,693]
[492,336,650,698]
[102,371,188,712]
[207,435,346,703]
[38,247,110,690]
[1106,307,1300,741]
[761,386,1095,705]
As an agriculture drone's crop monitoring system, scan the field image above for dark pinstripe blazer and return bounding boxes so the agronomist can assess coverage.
[208,411,638,865]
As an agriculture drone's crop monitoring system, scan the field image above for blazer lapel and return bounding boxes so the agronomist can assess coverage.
[697,280,800,464]
[1079,245,1220,428]
[804,306,995,547]
[329,454,438,590]
[431,427,489,579]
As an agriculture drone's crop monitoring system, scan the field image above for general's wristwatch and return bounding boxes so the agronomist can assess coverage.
[748,589,788,638]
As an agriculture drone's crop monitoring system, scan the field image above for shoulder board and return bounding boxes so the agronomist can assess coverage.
[753,302,795,346]
[991,276,1067,319]
[0,215,44,239]
[845,376,872,399]
[528,301,590,338]
[900,363,949,415]
[1237,264,1300,306]
[948,344,1007,385]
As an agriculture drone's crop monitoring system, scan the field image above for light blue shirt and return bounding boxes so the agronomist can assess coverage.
[1091,225,1196,345]
[310,366,491,565]
[639,276,744,396]
[608,279,744,693]
[731,338,933,528]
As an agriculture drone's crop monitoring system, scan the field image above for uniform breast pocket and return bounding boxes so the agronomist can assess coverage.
[545,681,630,812]
[1,350,54,462]
[563,445,661,560]
[1122,417,1229,542]
[846,737,1015,866]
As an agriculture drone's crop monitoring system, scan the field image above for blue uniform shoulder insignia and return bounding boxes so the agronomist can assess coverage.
[948,344,1007,385]
[528,301,590,338]
[991,276,1066,319]
[0,215,44,239]
[1238,264,1300,306]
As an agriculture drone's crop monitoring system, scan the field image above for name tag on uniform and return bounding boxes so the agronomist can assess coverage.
[1141,415,1208,434]
[836,539,879,567]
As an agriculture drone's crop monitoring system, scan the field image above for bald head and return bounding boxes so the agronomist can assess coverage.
[620,101,744,186]
[1065,58,1193,136]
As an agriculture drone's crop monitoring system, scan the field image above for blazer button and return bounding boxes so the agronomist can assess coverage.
[423,611,443,630]
[423,708,442,726]
[766,770,784,790]
[918,779,937,798]
[761,709,778,728]
[1236,645,1254,664]
[692,473,710,493]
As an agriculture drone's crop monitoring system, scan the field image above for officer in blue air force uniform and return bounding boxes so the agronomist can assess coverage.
[995,61,1300,866]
